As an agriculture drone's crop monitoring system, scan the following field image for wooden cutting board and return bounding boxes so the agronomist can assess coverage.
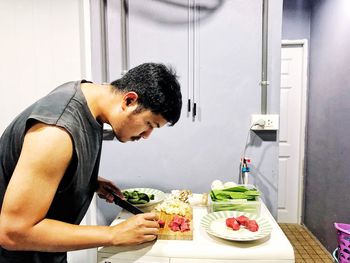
[156,209,193,240]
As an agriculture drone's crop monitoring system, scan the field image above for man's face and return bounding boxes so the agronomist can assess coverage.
[112,109,168,143]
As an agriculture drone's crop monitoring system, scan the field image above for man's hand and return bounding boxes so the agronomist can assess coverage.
[110,213,160,246]
[96,176,124,203]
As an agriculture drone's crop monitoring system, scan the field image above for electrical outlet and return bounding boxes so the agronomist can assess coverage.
[251,114,279,130]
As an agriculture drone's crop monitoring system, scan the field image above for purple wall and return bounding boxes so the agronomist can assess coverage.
[282,0,350,253]
[282,0,311,40]
[304,0,350,252]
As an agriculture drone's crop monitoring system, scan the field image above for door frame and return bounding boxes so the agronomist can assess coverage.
[280,39,308,224]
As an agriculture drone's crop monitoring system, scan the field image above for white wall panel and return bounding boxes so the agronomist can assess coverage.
[0,0,96,262]
[0,0,84,134]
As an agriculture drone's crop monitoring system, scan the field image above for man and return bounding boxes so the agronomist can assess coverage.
[0,63,182,262]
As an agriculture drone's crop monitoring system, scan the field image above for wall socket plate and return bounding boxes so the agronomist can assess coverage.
[251,114,279,130]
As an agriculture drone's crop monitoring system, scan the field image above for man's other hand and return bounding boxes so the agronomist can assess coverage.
[96,176,124,203]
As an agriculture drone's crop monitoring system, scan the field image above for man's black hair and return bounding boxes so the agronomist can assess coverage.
[110,63,182,126]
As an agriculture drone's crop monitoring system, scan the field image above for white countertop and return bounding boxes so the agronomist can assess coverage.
[98,202,295,262]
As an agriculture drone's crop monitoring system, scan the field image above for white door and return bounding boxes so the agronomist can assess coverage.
[278,41,308,223]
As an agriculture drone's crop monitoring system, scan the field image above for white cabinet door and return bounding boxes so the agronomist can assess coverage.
[98,252,169,263]
[171,259,230,263]
[171,259,293,263]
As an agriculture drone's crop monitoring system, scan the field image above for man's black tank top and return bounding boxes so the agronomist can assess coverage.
[0,80,103,262]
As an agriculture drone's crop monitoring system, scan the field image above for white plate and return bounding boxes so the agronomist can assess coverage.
[122,188,165,208]
[201,211,272,241]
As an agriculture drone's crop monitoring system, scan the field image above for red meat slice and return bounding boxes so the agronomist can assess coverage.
[168,215,191,232]
[180,222,190,232]
[168,221,181,231]
[231,219,240,230]
[225,216,259,232]
[225,217,240,230]
[236,215,249,227]
[226,217,236,228]
[172,215,185,225]
[158,219,165,228]
[246,220,259,232]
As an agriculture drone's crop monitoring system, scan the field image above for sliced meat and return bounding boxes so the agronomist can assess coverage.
[225,216,259,232]
[226,217,236,228]
[246,220,259,232]
[225,217,240,230]
[231,219,240,230]
[168,221,181,231]
[158,219,165,228]
[236,215,249,227]
[180,221,190,232]
[168,215,191,232]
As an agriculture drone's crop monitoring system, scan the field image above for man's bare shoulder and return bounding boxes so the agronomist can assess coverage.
[23,122,74,166]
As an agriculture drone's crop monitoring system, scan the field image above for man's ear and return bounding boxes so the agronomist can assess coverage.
[122,92,138,110]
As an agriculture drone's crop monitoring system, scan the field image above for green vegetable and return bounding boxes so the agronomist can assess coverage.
[244,190,260,196]
[210,186,260,202]
[222,186,249,192]
[212,190,247,200]
[210,185,260,212]
[122,190,154,205]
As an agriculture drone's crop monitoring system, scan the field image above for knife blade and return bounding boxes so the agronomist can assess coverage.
[111,192,144,214]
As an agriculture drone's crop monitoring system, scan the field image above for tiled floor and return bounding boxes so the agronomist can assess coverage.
[279,223,334,263]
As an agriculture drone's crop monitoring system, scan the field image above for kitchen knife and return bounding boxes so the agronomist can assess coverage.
[111,192,144,214]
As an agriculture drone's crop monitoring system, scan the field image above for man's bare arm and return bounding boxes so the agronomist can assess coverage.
[0,123,159,252]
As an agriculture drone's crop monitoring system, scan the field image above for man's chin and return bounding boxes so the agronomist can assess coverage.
[114,137,134,143]
[113,134,125,143]
[114,134,139,143]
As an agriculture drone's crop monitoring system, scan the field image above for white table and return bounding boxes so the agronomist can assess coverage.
[98,202,295,263]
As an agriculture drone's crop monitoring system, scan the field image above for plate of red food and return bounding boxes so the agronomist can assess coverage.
[200,211,272,241]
